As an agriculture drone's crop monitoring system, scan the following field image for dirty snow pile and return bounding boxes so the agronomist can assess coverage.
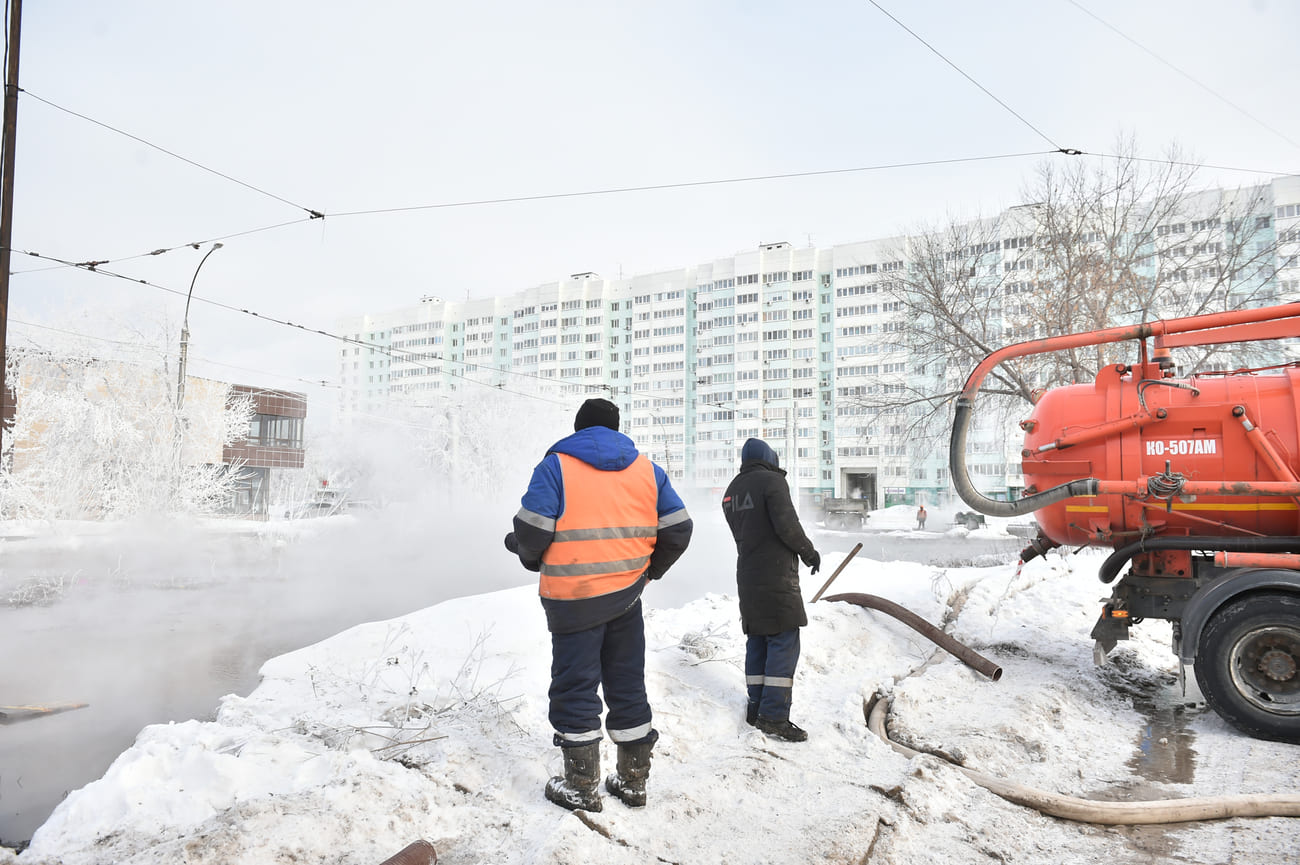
[6,548,1298,865]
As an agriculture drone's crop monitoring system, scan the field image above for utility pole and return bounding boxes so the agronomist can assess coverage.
[173,242,222,495]
[0,0,23,460]
[175,242,223,413]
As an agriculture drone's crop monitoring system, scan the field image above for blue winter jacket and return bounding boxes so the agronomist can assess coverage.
[511,426,694,633]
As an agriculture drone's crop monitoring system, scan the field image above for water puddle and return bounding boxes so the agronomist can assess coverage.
[1127,691,1198,786]
[1083,660,1203,861]
[1093,650,1200,787]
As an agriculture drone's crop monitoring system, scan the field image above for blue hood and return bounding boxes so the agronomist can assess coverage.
[740,437,779,468]
[549,425,640,471]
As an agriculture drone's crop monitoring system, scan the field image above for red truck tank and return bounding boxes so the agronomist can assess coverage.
[951,302,1300,742]
[1024,366,1300,548]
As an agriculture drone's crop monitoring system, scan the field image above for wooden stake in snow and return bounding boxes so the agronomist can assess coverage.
[810,543,862,603]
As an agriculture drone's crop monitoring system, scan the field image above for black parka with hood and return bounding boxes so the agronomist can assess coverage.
[721,439,818,635]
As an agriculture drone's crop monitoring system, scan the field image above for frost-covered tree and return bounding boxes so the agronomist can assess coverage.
[411,385,571,498]
[0,347,254,520]
[855,139,1287,444]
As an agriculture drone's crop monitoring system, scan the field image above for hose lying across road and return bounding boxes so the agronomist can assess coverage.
[866,695,1300,824]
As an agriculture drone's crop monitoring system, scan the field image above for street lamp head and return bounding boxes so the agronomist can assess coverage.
[212,242,224,250]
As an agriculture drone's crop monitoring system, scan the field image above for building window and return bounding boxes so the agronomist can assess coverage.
[248,414,303,448]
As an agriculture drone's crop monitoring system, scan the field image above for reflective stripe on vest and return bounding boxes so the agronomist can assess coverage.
[540,453,658,600]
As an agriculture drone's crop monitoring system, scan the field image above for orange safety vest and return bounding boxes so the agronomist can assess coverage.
[540,453,658,600]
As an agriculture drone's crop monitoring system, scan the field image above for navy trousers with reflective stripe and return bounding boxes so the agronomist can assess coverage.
[549,599,653,746]
[745,629,801,722]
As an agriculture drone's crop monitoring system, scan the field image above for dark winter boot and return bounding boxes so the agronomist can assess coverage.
[745,702,759,726]
[544,742,603,812]
[605,730,658,807]
[755,717,808,742]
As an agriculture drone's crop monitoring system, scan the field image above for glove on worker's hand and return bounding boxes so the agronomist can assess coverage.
[505,532,542,572]
[802,550,821,575]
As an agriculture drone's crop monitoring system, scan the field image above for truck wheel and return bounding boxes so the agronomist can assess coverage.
[1193,592,1300,743]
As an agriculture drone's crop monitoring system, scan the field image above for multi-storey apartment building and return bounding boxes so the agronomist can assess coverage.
[337,175,1300,510]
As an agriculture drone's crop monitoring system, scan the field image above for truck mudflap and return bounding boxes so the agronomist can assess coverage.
[1090,605,1131,661]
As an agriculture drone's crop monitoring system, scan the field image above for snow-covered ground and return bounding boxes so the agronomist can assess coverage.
[6,538,1299,865]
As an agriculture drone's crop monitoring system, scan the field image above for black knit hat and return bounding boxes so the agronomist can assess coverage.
[574,398,620,432]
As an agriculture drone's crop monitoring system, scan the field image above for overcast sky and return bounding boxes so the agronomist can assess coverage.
[7,0,1299,418]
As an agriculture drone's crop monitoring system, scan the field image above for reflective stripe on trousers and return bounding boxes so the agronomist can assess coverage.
[745,675,794,688]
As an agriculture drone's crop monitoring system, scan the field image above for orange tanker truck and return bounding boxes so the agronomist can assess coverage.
[951,302,1300,742]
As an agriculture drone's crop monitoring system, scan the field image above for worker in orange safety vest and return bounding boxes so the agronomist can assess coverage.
[505,398,693,812]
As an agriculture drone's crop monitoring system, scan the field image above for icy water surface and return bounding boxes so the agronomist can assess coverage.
[0,517,526,845]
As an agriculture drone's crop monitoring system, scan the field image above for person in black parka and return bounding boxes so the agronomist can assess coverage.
[721,438,820,742]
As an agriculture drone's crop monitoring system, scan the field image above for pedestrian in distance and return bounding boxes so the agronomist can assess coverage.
[505,397,693,812]
[916,505,927,530]
[721,438,820,742]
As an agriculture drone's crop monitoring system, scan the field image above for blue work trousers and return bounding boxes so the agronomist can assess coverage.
[549,600,654,747]
[746,629,801,722]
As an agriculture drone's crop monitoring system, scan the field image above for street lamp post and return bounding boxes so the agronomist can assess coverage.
[176,242,223,412]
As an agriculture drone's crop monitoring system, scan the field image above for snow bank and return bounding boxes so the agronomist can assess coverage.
[10,552,1298,865]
